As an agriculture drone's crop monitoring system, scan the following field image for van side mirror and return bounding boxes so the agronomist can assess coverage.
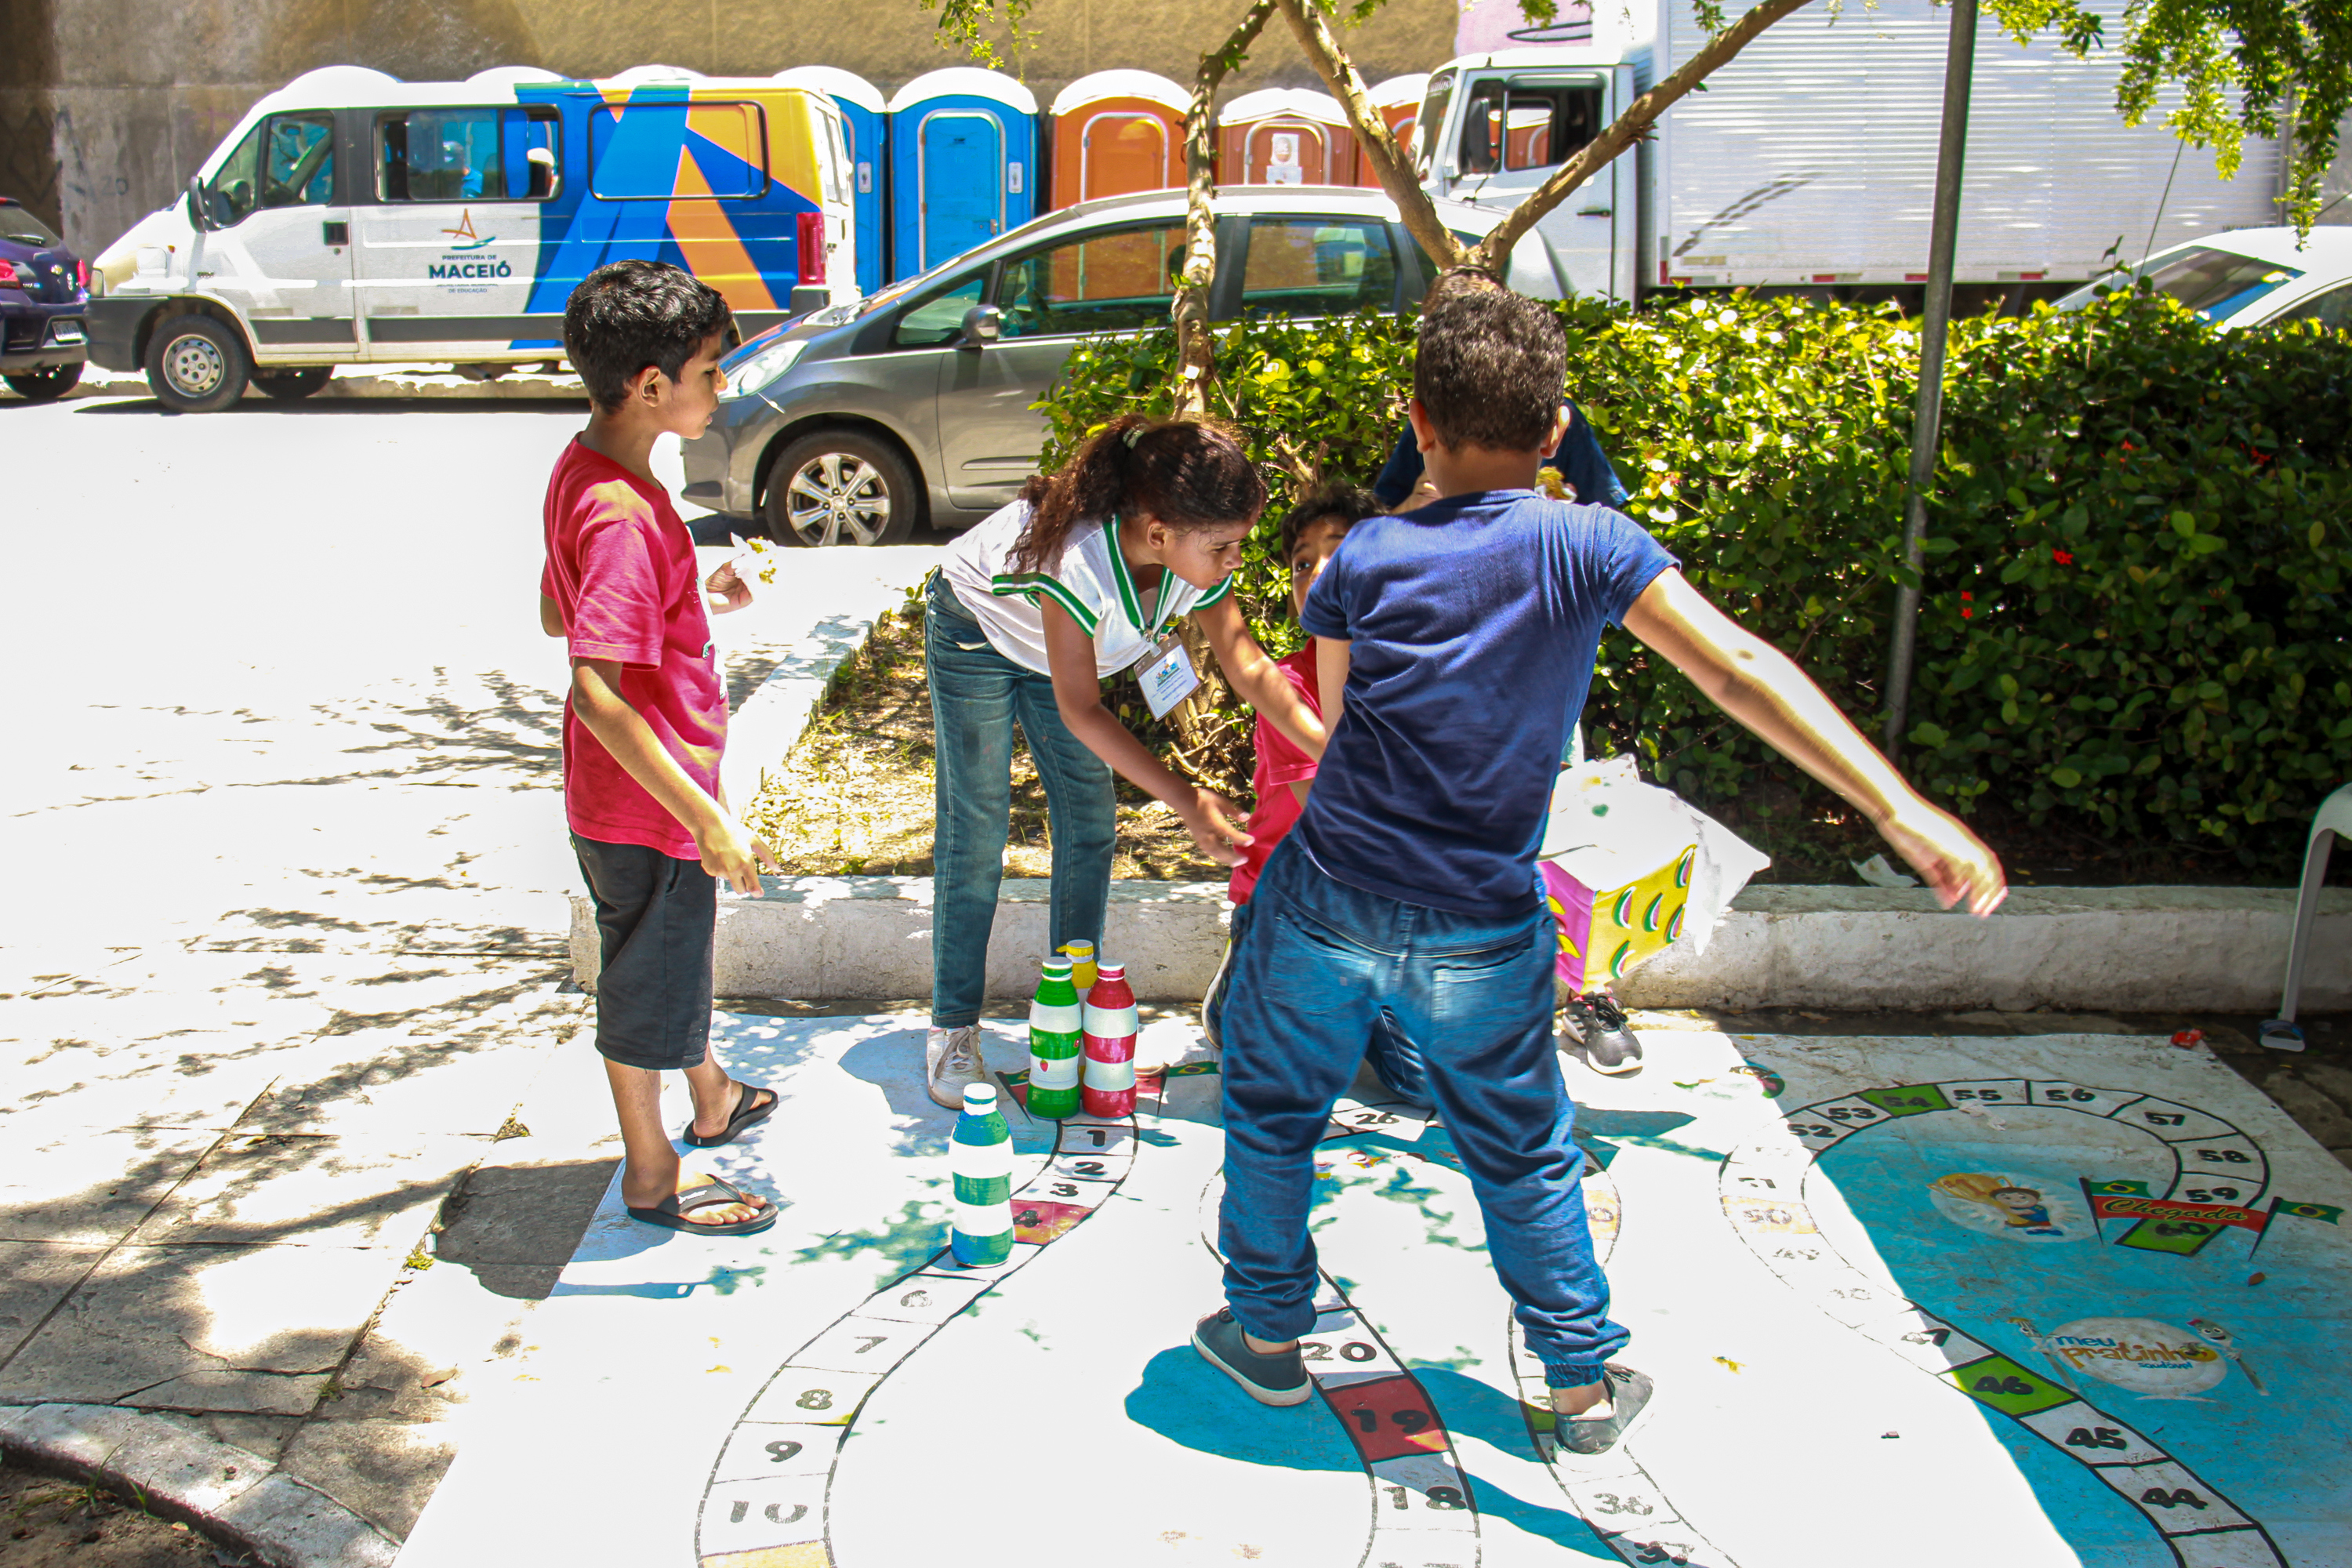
[186,174,211,232]
[959,305,1004,349]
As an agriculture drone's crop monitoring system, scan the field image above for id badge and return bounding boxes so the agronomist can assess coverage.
[1138,634,1202,720]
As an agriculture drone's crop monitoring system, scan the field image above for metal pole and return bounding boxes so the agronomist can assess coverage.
[1883,0,1978,757]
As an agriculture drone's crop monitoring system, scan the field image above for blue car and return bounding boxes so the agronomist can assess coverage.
[0,197,89,401]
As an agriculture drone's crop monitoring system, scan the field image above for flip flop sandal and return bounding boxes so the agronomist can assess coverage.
[682,1083,778,1149]
[626,1175,779,1236]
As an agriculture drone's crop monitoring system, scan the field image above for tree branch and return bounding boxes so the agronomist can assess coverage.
[1472,0,1812,274]
[1273,0,1468,270]
[1174,0,1279,419]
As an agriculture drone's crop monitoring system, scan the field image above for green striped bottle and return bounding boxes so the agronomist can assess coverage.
[949,1082,1014,1266]
[1027,957,1083,1120]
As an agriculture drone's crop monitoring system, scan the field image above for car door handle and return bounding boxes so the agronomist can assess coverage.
[323,220,349,246]
[1577,207,1611,217]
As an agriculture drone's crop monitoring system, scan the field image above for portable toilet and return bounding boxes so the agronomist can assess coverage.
[1217,88,1354,187]
[887,67,1038,279]
[775,66,887,295]
[1048,70,1186,209]
[1362,74,1428,183]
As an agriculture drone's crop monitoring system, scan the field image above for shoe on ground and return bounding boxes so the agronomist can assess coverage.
[926,1025,986,1109]
[1192,1308,1311,1406]
[1563,993,1642,1075]
[1552,1363,1655,1456]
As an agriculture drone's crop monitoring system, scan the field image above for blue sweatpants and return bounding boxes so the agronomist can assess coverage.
[1217,837,1630,1386]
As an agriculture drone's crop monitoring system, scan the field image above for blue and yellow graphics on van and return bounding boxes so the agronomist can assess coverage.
[88,65,857,390]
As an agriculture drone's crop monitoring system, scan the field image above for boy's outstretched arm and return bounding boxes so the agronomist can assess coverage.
[1623,569,2006,916]
[1195,598,1326,760]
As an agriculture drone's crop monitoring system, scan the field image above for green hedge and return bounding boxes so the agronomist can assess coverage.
[1036,288,2352,876]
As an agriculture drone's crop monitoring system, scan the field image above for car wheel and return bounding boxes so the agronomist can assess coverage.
[764,430,920,547]
[2,361,83,401]
[252,365,332,401]
[144,313,249,413]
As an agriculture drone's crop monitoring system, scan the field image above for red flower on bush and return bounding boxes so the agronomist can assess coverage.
[1960,590,1974,621]
[2053,549,2074,565]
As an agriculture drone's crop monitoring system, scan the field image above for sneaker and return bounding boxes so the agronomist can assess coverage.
[1551,1364,1656,1457]
[925,1025,985,1109]
[1191,1308,1312,1407]
[1563,993,1642,1075]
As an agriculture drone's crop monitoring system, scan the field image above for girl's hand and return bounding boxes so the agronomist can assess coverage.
[1180,789,1253,866]
[1878,797,2007,916]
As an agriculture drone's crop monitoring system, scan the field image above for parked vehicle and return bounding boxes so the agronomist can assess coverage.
[0,197,89,401]
[684,184,1568,546]
[84,63,856,412]
[1414,0,2283,304]
[2053,227,2352,332]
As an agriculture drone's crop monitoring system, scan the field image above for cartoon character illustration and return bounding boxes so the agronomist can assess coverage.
[2188,1317,2265,1393]
[1933,1173,2064,1234]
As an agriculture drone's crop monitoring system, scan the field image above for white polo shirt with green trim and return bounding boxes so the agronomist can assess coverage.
[940,500,1234,678]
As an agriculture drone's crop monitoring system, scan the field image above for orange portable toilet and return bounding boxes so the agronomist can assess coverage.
[1217,88,1354,187]
[1360,74,1428,183]
[1050,70,1188,209]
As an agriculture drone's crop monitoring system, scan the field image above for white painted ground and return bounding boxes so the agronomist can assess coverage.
[397,1017,2352,1568]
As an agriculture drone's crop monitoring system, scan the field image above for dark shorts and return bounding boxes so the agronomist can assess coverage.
[573,833,716,1072]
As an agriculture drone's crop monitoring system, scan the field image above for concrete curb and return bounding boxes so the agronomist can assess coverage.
[570,877,2352,1012]
[0,1403,400,1566]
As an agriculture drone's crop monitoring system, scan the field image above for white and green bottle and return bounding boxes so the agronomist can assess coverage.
[949,1081,1014,1266]
[1028,957,1084,1120]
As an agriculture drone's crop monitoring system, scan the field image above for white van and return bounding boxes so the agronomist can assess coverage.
[87,64,857,411]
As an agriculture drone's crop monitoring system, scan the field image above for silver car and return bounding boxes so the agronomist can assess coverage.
[682,185,1572,546]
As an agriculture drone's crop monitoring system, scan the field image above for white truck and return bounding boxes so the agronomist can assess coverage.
[1414,0,2282,304]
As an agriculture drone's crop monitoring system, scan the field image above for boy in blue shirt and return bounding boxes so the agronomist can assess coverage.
[1193,287,2006,1454]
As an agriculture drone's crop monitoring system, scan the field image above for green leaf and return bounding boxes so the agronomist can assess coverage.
[2052,767,2083,788]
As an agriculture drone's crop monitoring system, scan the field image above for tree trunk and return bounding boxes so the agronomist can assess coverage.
[1274,0,1467,270]
[1173,0,1277,420]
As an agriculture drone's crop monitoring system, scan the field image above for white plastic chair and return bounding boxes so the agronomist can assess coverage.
[2261,782,2352,1050]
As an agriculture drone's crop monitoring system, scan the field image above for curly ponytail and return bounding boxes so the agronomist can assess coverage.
[1011,414,1266,574]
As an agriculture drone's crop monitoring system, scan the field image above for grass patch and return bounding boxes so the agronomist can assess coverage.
[742,591,1224,882]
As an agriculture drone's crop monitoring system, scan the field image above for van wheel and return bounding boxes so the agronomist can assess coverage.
[252,366,332,401]
[3,361,82,401]
[764,431,920,547]
[145,314,249,413]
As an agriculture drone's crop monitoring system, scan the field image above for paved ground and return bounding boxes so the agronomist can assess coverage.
[7,374,2350,1565]
[0,379,940,1555]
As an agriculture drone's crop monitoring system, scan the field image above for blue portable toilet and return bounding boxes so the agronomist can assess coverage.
[886,67,1036,280]
[774,66,887,297]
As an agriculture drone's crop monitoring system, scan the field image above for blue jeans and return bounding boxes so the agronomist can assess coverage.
[1218,837,1630,1386]
[924,570,1117,1030]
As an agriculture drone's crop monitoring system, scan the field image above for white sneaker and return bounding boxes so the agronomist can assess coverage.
[926,1025,986,1109]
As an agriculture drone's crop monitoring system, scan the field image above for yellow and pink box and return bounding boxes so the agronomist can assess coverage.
[1537,760,1769,992]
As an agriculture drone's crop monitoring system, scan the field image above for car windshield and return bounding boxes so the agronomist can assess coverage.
[2141,246,2303,321]
[0,203,60,247]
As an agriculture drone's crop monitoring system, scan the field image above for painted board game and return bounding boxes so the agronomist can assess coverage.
[398,1015,2351,1568]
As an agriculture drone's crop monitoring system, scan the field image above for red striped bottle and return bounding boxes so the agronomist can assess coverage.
[1081,961,1138,1117]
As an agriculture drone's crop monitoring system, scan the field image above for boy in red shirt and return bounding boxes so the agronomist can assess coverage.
[539,260,782,1236]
